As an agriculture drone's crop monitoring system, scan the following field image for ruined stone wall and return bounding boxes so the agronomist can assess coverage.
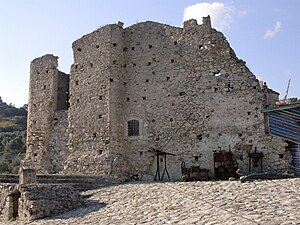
[64,24,127,176]
[0,184,82,221]
[24,55,69,174]
[117,17,288,179]
[24,55,59,173]
[48,111,69,173]
[26,17,290,180]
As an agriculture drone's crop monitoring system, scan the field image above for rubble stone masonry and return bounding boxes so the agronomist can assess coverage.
[23,16,290,180]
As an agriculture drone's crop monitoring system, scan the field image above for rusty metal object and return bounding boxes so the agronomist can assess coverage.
[248,147,264,173]
[213,147,239,180]
[181,162,209,181]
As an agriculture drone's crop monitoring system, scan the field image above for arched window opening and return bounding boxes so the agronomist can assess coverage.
[128,120,139,136]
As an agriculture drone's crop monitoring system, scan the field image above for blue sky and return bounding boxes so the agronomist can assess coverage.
[0,0,299,107]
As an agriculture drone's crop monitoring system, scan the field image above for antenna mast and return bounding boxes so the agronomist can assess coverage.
[284,78,291,100]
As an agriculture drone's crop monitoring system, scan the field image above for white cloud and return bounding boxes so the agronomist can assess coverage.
[264,21,282,39]
[183,2,234,31]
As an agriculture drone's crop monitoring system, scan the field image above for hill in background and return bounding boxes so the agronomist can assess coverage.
[0,97,27,173]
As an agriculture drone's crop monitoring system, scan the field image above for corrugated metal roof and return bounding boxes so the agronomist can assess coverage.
[263,103,300,112]
[267,106,300,144]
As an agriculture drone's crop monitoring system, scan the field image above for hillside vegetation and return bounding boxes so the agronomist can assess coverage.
[0,97,27,173]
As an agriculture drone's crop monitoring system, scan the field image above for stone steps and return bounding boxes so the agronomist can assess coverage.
[0,174,118,191]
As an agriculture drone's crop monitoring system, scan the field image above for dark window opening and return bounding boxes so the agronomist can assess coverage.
[99,150,103,155]
[99,115,103,119]
[57,96,60,100]
[90,63,93,67]
[247,112,251,115]
[127,97,130,101]
[149,45,152,49]
[77,47,82,51]
[33,120,36,124]
[33,104,36,107]
[179,92,186,96]
[170,118,173,122]
[110,78,114,82]
[112,43,117,47]
[215,88,218,92]
[140,151,143,156]
[199,44,204,50]
[131,47,135,51]
[174,41,178,45]
[279,154,284,159]
[124,82,127,85]
[113,60,116,64]
[34,153,38,157]
[124,64,127,67]
[128,120,139,136]
[239,133,243,137]
[146,79,149,83]
[99,96,103,100]
[75,81,79,85]
[75,65,78,69]
[133,63,136,67]
[148,62,151,66]
[93,132,97,138]
[171,59,174,63]
[96,45,99,48]
[123,47,128,52]
[166,76,170,80]
[152,119,155,122]
[253,86,257,89]
[152,71,155,75]
[160,158,163,163]
[77,99,80,103]
[156,137,160,141]
[142,97,146,100]
[42,85,46,90]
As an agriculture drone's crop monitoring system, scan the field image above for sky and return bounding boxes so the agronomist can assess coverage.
[0,0,299,107]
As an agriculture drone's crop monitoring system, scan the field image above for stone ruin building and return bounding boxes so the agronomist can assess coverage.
[21,16,299,181]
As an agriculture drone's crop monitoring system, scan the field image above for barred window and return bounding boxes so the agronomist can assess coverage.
[128,120,139,136]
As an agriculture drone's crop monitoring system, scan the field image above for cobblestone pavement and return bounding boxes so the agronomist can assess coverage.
[7,178,300,225]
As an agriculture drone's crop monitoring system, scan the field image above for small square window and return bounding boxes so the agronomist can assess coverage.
[128,120,139,136]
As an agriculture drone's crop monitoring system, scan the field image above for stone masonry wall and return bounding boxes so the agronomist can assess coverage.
[0,184,82,221]
[64,23,130,177]
[26,17,291,180]
[48,111,69,173]
[116,18,289,180]
[23,55,69,174]
[24,55,59,173]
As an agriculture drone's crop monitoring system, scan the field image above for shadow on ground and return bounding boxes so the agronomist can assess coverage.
[43,199,107,221]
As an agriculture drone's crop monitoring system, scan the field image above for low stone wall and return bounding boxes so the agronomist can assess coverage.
[0,174,120,191]
[0,184,82,221]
